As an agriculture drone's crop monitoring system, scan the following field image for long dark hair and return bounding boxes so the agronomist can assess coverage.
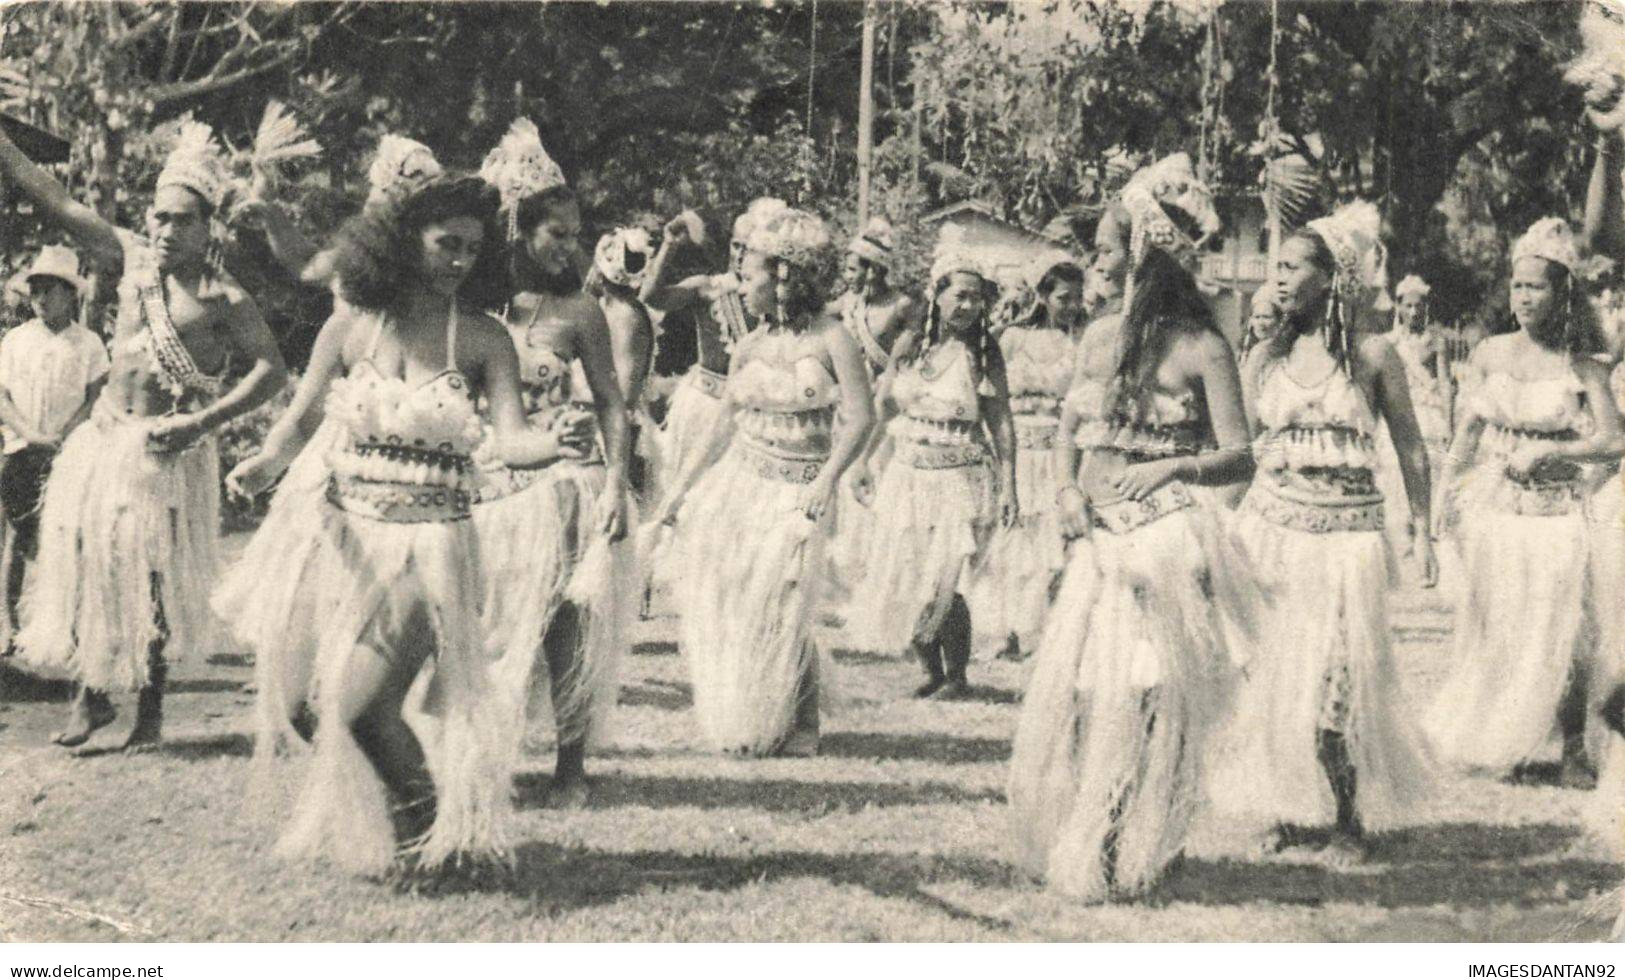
[1506,259,1604,356]
[1263,229,1353,377]
[513,185,584,297]
[912,270,997,385]
[1108,246,1217,420]
[331,173,508,313]
[1024,262,1085,330]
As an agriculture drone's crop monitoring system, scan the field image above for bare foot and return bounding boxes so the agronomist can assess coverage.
[543,773,591,809]
[913,676,945,698]
[928,679,970,701]
[1319,830,1369,868]
[778,729,819,758]
[1561,754,1597,791]
[50,693,116,748]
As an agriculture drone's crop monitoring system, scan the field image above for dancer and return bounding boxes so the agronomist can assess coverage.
[472,119,632,807]
[1424,217,1624,786]
[846,227,1017,699]
[0,121,288,750]
[224,172,581,875]
[657,208,874,756]
[1377,275,1452,554]
[968,248,1085,661]
[0,246,107,643]
[587,226,657,499]
[1008,153,1254,902]
[1219,201,1436,862]
[216,134,446,747]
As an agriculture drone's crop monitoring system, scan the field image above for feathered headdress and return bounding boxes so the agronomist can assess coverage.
[594,226,655,289]
[928,224,994,286]
[848,216,897,269]
[1119,152,1222,269]
[746,208,832,270]
[365,135,442,208]
[1306,199,1389,309]
[156,120,234,212]
[479,118,567,240]
[732,197,790,245]
[248,101,320,188]
[1511,217,1580,275]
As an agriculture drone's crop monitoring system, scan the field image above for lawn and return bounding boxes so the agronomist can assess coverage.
[0,568,1619,941]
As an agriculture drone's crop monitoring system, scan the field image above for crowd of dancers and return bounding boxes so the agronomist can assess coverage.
[0,92,1622,921]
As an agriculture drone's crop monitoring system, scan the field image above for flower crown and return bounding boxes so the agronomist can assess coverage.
[156,120,233,211]
[1119,152,1221,268]
[1511,217,1580,276]
[732,197,790,244]
[928,224,995,286]
[366,135,442,208]
[848,216,896,269]
[1305,200,1389,308]
[479,119,567,239]
[594,226,655,289]
[746,208,832,270]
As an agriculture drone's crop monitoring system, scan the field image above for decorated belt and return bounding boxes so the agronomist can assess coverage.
[734,437,826,485]
[893,437,987,471]
[1271,465,1381,501]
[1243,478,1384,534]
[688,366,727,400]
[1477,472,1584,517]
[1015,418,1058,451]
[329,475,472,523]
[1090,481,1194,535]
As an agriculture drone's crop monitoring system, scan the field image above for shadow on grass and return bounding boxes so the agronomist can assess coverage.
[1503,761,1596,790]
[207,652,254,669]
[829,648,898,666]
[617,678,691,711]
[0,660,71,703]
[514,770,1002,814]
[1164,823,1619,909]
[818,731,1008,765]
[631,641,678,658]
[70,732,255,761]
[168,678,254,695]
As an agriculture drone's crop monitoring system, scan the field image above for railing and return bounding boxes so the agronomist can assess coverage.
[1199,253,1270,283]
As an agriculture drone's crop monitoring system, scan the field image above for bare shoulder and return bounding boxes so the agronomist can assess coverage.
[1181,325,1236,365]
[889,327,923,361]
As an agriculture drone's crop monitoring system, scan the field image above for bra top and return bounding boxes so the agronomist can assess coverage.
[326,306,483,464]
[727,329,839,414]
[506,303,593,413]
[1465,366,1587,435]
[891,339,981,424]
[1001,326,1076,404]
[1064,375,1208,458]
[1254,357,1378,436]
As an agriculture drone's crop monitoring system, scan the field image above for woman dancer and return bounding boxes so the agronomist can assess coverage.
[1007,154,1254,902]
[1424,217,1624,787]
[224,173,581,875]
[846,227,1017,699]
[658,208,874,756]
[472,119,632,807]
[1218,201,1436,862]
[968,249,1085,661]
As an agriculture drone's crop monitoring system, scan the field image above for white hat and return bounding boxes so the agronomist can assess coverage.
[18,244,86,295]
[848,216,896,269]
[1394,274,1430,299]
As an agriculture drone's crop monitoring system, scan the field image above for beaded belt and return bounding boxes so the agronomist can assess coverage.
[1090,481,1194,535]
[329,475,472,523]
[350,440,471,476]
[1476,472,1584,517]
[893,438,987,471]
[1015,418,1058,451]
[688,366,726,400]
[1243,477,1384,534]
[734,437,825,485]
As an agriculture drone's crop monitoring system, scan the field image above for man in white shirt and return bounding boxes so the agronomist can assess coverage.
[0,245,108,639]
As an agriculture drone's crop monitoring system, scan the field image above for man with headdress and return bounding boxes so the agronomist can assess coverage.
[0,118,287,751]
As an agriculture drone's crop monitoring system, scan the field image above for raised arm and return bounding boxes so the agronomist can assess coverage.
[0,127,121,272]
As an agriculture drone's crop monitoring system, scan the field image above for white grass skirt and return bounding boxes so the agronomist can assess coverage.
[649,368,728,596]
[967,418,1065,658]
[671,441,827,755]
[1007,493,1250,901]
[1422,505,1591,771]
[17,402,223,692]
[474,460,632,762]
[845,454,994,655]
[1212,498,1431,831]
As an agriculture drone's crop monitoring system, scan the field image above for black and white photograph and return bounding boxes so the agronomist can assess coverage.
[0,0,1622,955]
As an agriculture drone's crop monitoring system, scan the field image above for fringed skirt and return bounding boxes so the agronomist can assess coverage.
[649,366,729,598]
[1423,479,1593,772]
[671,437,827,756]
[967,416,1065,658]
[474,459,633,762]
[16,401,223,692]
[1213,479,1431,831]
[1007,483,1251,902]
[845,440,996,655]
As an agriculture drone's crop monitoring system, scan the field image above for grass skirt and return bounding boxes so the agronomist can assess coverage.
[967,418,1065,658]
[845,454,995,654]
[648,368,729,599]
[671,441,826,755]
[1422,504,1591,771]
[1007,491,1250,901]
[474,460,632,762]
[16,402,223,692]
[1212,491,1431,831]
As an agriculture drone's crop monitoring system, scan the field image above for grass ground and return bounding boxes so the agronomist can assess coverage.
[0,550,1618,941]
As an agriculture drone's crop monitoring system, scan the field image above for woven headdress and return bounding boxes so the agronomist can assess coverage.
[746,208,832,270]
[928,224,994,285]
[366,135,441,209]
[1119,152,1221,270]
[732,197,790,244]
[1305,199,1389,310]
[156,120,233,212]
[1511,217,1580,275]
[479,118,567,240]
[848,216,897,269]
[594,226,655,289]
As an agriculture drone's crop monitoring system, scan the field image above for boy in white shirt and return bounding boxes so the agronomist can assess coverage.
[0,245,108,639]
